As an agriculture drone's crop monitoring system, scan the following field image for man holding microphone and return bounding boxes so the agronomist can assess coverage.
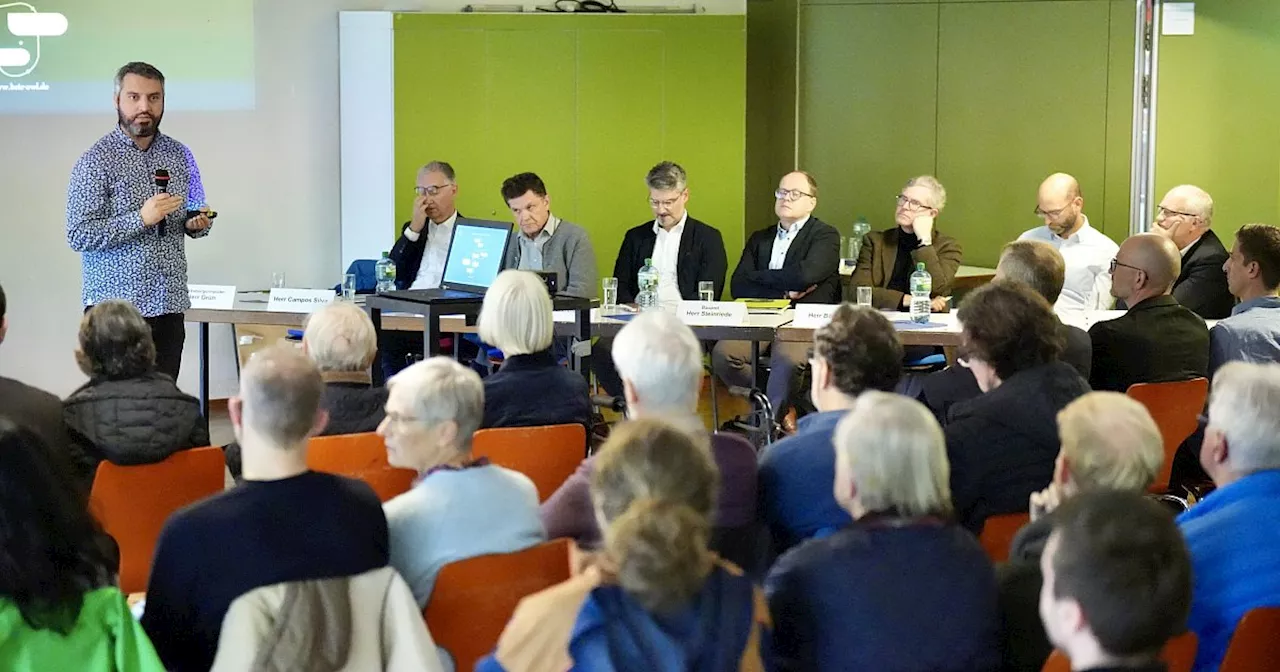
[67,62,213,381]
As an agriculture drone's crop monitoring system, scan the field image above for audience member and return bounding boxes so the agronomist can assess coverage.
[1019,173,1119,311]
[1039,491,1192,672]
[1149,185,1233,319]
[142,345,388,672]
[999,392,1164,671]
[714,170,841,417]
[0,419,159,671]
[1210,223,1280,373]
[0,283,72,469]
[479,419,771,671]
[1179,362,1280,672]
[476,269,591,430]
[593,161,728,397]
[759,304,903,556]
[1089,233,1209,392]
[946,281,1089,534]
[225,300,388,478]
[501,172,598,299]
[63,300,207,487]
[380,357,544,608]
[850,175,962,312]
[766,391,1001,671]
[920,240,1091,422]
[540,311,758,570]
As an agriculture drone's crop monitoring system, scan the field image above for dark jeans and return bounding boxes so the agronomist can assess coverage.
[87,305,184,380]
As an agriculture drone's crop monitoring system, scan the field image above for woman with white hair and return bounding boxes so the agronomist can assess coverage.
[765,392,1001,671]
[477,270,590,430]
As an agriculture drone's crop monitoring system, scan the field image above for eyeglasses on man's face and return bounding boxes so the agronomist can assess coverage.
[1034,203,1073,219]
[896,194,930,211]
[1109,258,1145,274]
[1156,205,1198,220]
[775,188,815,203]
[414,183,453,197]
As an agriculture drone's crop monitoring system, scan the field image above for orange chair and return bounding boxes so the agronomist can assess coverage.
[306,432,416,502]
[89,447,226,593]
[472,424,587,502]
[979,512,1030,563]
[1220,606,1280,672]
[424,538,572,671]
[1126,378,1209,491]
[1042,630,1198,672]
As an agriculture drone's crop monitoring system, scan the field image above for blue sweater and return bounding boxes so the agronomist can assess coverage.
[759,410,852,555]
[482,350,592,431]
[1178,469,1280,672]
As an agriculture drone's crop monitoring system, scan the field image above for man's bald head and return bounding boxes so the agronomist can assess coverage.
[1118,233,1182,295]
[238,344,325,446]
[1039,173,1082,202]
[1037,173,1086,237]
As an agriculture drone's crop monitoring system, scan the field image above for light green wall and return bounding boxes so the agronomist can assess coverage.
[392,13,747,289]
[1154,1,1280,241]
[746,0,799,231]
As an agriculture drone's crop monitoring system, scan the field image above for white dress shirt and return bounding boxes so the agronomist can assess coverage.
[652,212,687,306]
[1019,216,1119,311]
[769,215,810,270]
[404,211,458,290]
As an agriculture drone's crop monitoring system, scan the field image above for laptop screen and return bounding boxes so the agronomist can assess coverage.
[441,219,511,290]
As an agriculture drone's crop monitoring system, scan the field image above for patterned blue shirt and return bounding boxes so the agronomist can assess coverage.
[66,126,210,317]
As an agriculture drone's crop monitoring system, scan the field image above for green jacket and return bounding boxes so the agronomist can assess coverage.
[0,587,164,672]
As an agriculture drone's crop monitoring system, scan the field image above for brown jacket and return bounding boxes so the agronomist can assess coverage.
[849,227,963,309]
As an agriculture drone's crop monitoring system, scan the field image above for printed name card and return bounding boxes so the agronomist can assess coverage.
[678,301,747,326]
[268,288,336,313]
[187,284,237,310]
[792,304,839,329]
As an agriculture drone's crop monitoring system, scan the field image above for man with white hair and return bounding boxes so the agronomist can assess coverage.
[766,392,1001,670]
[1148,185,1233,319]
[540,311,759,567]
[998,392,1165,672]
[1179,362,1280,672]
[142,345,389,672]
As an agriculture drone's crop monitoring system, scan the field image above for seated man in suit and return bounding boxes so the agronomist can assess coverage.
[1019,173,1119,311]
[1148,184,1233,319]
[501,172,598,300]
[920,240,1092,423]
[1210,223,1280,373]
[1089,233,1209,392]
[712,170,840,416]
[593,161,727,397]
[849,175,962,312]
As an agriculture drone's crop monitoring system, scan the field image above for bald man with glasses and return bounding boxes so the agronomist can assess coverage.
[1019,173,1120,311]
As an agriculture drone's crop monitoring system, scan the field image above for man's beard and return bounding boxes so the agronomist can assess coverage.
[118,108,161,137]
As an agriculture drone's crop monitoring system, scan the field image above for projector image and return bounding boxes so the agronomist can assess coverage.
[0,3,69,78]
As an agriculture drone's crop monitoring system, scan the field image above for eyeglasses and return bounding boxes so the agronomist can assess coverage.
[1109,258,1145,274]
[649,196,682,209]
[896,195,930,211]
[414,183,453,197]
[775,188,815,202]
[1034,204,1072,218]
[1157,205,1198,220]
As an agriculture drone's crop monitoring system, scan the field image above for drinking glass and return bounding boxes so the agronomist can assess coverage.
[856,286,873,306]
[271,271,287,289]
[698,281,716,302]
[342,273,357,301]
[602,277,618,310]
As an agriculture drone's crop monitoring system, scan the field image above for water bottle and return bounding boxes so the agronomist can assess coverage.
[375,251,396,293]
[841,216,871,275]
[636,257,659,311]
[910,262,931,324]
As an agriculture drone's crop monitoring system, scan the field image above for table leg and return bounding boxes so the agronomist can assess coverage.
[750,340,760,391]
[424,307,441,357]
[575,307,591,383]
[199,321,210,417]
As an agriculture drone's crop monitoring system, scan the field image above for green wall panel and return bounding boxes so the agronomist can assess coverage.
[746,0,799,231]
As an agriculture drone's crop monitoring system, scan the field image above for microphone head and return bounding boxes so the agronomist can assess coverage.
[153,168,171,189]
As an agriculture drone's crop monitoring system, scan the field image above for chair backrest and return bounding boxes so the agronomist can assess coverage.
[979,512,1030,563]
[1042,630,1198,672]
[472,424,587,502]
[306,432,416,502]
[1220,606,1280,672]
[1126,377,1209,491]
[424,538,572,671]
[89,447,226,593]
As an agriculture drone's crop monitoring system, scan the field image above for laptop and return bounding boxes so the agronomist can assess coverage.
[379,218,513,303]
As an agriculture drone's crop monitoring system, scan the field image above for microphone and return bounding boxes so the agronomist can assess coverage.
[153,169,170,236]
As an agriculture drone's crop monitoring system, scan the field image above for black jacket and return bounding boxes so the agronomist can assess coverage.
[63,372,209,486]
[388,212,461,290]
[482,349,591,432]
[612,216,728,304]
[1088,294,1210,393]
[945,362,1090,534]
[730,216,841,303]
[998,514,1056,671]
[1173,229,1234,319]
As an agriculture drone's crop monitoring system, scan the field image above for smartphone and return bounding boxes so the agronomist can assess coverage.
[185,210,219,220]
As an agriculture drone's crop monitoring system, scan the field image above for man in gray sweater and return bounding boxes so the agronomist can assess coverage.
[501,172,598,299]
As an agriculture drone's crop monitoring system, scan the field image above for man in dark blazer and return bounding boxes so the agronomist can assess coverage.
[1148,185,1234,319]
[1089,233,1210,393]
[712,170,840,416]
[594,162,729,396]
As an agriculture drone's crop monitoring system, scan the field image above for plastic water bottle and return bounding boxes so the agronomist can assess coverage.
[636,257,659,311]
[910,262,931,324]
[841,215,872,275]
[375,251,396,293]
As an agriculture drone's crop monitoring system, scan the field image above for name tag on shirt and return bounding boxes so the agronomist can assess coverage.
[678,301,747,326]
[187,284,237,310]
[792,304,839,329]
[268,288,336,313]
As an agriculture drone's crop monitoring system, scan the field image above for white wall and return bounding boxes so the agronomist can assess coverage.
[0,0,742,400]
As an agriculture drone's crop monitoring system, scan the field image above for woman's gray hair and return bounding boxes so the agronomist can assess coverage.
[835,391,951,517]
[75,300,157,380]
[1208,362,1280,474]
[302,301,377,372]
[477,270,554,356]
[387,357,484,451]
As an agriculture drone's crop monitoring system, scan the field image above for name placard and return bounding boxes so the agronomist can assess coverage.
[268,288,336,313]
[677,301,747,326]
[792,304,839,329]
[187,284,237,310]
